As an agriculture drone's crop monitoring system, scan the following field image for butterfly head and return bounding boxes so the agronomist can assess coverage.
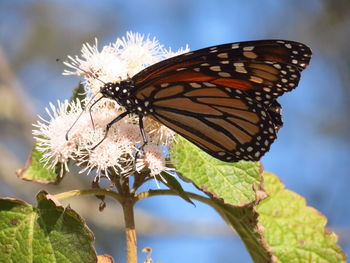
[100,79,144,113]
[100,80,135,100]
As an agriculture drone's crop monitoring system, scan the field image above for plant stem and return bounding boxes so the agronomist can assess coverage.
[53,189,123,203]
[122,197,137,263]
[136,189,216,207]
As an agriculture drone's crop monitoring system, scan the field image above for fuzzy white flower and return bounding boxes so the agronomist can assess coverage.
[135,143,175,188]
[114,32,166,77]
[34,99,136,176]
[63,40,127,94]
[141,144,167,175]
[33,100,85,174]
[164,44,190,59]
[34,32,187,179]
[63,31,189,95]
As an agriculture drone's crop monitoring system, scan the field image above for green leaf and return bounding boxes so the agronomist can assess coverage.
[257,172,347,263]
[16,145,64,184]
[0,191,97,263]
[213,202,272,262]
[158,172,194,205]
[171,136,346,262]
[69,82,86,106]
[170,135,262,205]
[170,136,271,261]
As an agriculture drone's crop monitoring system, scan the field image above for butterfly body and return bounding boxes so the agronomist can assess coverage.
[98,40,312,162]
[101,80,151,115]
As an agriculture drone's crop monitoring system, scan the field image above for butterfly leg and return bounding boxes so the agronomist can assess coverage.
[91,111,129,150]
[134,116,148,161]
[87,96,104,131]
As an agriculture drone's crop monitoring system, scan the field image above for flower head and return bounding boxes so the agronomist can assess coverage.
[63,40,127,94]
[64,31,189,95]
[33,100,85,173]
[114,32,166,77]
[34,32,187,181]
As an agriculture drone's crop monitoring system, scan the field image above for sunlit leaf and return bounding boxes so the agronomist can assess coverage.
[16,145,64,184]
[0,191,97,263]
[257,172,347,263]
[171,135,262,205]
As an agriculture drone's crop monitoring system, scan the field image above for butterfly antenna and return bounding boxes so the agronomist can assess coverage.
[57,58,107,86]
[65,92,102,140]
[59,56,110,140]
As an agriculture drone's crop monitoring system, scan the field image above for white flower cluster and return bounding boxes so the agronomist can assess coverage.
[33,32,189,178]
[63,31,189,94]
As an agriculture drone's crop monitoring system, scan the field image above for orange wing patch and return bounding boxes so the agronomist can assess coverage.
[212,78,253,90]
[135,86,156,100]
[213,106,260,123]
[197,97,249,109]
[154,85,185,99]
[153,98,223,115]
[227,117,259,135]
[185,88,229,97]
[205,117,252,144]
[156,110,237,151]
[154,115,226,152]
[152,72,216,86]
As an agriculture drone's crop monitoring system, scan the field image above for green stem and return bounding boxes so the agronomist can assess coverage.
[122,197,137,263]
[135,189,220,209]
[53,189,123,203]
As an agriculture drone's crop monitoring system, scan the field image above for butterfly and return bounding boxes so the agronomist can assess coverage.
[95,40,312,162]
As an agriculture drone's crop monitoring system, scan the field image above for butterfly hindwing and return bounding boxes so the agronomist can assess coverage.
[146,82,277,162]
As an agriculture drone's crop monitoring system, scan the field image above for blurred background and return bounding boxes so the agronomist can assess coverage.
[0,0,349,262]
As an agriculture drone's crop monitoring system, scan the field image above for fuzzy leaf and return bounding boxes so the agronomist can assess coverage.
[171,135,262,205]
[69,82,86,106]
[171,136,270,261]
[257,172,347,263]
[0,191,97,263]
[171,136,346,262]
[16,146,64,184]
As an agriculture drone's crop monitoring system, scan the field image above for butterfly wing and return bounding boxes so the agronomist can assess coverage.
[134,40,311,95]
[132,40,312,161]
[147,82,277,161]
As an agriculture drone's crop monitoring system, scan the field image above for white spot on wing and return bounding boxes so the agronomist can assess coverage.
[218,72,231,77]
[203,82,216,87]
[217,53,228,59]
[190,83,201,88]
[243,46,254,51]
[210,66,221,71]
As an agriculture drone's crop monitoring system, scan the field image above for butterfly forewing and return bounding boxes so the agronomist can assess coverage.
[134,40,311,86]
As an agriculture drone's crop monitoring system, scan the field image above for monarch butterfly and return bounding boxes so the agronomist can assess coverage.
[93,40,312,162]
